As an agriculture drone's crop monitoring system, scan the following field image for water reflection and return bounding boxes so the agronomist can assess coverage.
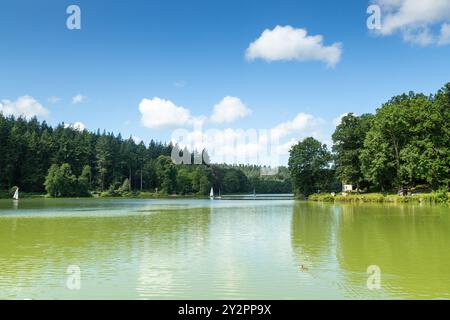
[0,199,449,299]
[336,204,450,299]
[0,204,211,299]
[291,203,340,265]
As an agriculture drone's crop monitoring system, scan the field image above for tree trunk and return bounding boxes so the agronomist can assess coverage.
[129,167,132,190]
[140,166,143,191]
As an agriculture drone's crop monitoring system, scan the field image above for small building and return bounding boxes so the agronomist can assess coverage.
[343,184,353,192]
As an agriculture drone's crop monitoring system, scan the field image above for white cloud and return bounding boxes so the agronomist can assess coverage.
[245,25,342,67]
[211,96,252,123]
[139,97,192,129]
[72,122,86,131]
[0,96,49,119]
[171,127,280,165]
[438,23,450,45]
[276,138,299,157]
[333,112,358,127]
[72,94,87,104]
[271,112,326,140]
[48,96,61,104]
[372,0,450,45]
[139,96,251,129]
[131,135,142,144]
[64,122,86,131]
[170,111,329,166]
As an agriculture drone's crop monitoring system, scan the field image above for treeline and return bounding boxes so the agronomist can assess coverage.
[0,115,291,197]
[289,83,450,197]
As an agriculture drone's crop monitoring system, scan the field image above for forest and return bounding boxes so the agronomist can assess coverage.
[288,83,450,198]
[0,115,291,198]
[1,83,448,199]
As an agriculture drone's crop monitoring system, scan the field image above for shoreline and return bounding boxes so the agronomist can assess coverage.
[308,192,450,205]
[1,192,449,206]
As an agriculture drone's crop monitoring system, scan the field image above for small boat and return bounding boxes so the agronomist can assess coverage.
[210,187,214,200]
[13,187,19,201]
[217,189,222,200]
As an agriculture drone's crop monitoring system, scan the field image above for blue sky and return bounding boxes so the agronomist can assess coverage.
[1,0,449,164]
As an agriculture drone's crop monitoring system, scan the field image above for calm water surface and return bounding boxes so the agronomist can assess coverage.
[0,198,449,299]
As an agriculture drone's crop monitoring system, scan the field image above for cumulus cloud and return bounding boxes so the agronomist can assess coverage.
[170,112,329,166]
[64,122,86,131]
[139,96,251,129]
[171,127,279,165]
[438,23,450,45]
[131,135,142,144]
[271,112,326,140]
[245,25,343,67]
[211,96,252,123]
[72,94,87,104]
[332,112,358,127]
[139,97,192,129]
[372,0,450,45]
[0,96,49,119]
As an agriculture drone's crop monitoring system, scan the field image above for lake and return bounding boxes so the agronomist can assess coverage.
[0,198,449,300]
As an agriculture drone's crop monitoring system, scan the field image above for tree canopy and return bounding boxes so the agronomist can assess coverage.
[0,115,291,197]
[289,83,449,196]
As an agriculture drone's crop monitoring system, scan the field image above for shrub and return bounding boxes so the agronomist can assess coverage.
[309,193,335,202]
[434,188,449,204]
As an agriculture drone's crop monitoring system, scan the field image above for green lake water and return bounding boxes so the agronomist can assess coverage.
[0,198,449,300]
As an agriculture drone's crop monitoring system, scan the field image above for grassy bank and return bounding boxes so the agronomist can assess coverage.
[309,192,450,204]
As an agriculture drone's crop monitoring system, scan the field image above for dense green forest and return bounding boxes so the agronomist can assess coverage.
[1,83,447,199]
[0,116,291,197]
[288,83,450,198]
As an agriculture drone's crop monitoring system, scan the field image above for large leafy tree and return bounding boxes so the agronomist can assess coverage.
[288,137,333,197]
[332,113,373,189]
[155,155,177,194]
[44,163,88,197]
[360,87,450,191]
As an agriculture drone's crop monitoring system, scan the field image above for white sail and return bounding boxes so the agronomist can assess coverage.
[13,188,19,200]
[210,187,214,200]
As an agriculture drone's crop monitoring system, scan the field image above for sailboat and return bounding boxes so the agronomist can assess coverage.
[210,187,214,200]
[13,187,19,201]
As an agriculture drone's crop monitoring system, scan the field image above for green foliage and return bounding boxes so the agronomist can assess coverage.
[155,155,177,194]
[44,163,90,197]
[222,168,250,194]
[323,83,450,198]
[359,86,450,192]
[309,193,335,202]
[308,191,449,204]
[434,188,449,203]
[0,114,293,197]
[288,137,335,197]
[332,113,374,189]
